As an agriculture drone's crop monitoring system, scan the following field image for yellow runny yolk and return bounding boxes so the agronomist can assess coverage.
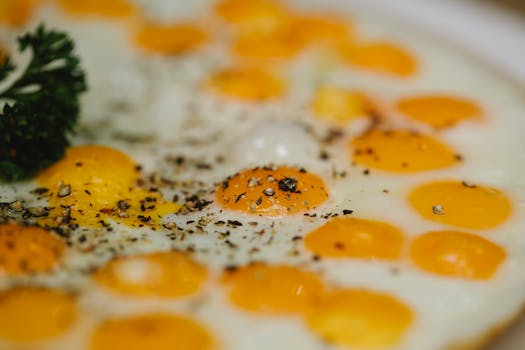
[410,230,506,279]
[306,289,413,348]
[0,0,37,26]
[133,22,208,55]
[205,67,286,102]
[56,0,135,18]
[222,263,325,314]
[312,86,373,124]
[37,145,180,228]
[0,287,77,342]
[396,95,483,129]
[0,223,65,276]
[409,180,511,229]
[216,166,329,216]
[93,251,207,298]
[351,129,459,173]
[304,217,404,260]
[341,41,417,77]
[90,313,214,350]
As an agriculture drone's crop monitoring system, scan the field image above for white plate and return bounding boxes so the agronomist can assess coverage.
[307,1,525,348]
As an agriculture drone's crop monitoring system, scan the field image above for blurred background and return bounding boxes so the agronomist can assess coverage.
[344,0,525,85]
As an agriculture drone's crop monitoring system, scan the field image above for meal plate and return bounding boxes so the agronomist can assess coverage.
[0,0,525,349]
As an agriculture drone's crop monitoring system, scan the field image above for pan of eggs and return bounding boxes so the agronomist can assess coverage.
[1,0,525,349]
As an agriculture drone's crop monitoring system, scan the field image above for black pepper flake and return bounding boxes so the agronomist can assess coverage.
[319,150,330,160]
[342,209,353,215]
[235,192,246,203]
[224,240,237,249]
[117,200,131,210]
[432,205,445,215]
[75,162,83,167]
[137,215,151,223]
[263,188,275,196]
[278,177,298,193]
[31,187,49,195]
[222,180,229,190]
[363,169,370,175]
[455,154,464,161]
[334,242,345,249]
[84,189,91,195]
[227,220,243,227]
[58,184,71,197]
[292,236,302,241]
[255,197,263,206]
[462,181,477,188]
[224,265,238,272]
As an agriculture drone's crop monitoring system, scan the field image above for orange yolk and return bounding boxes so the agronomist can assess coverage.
[289,14,351,46]
[222,263,325,314]
[205,67,286,102]
[93,251,207,298]
[233,14,350,62]
[0,223,65,276]
[0,288,77,342]
[312,86,373,124]
[233,29,304,61]
[214,0,287,35]
[56,0,136,18]
[410,230,506,279]
[397,95,483,129]
[341,41,417,77]
[37,145,180,229]
[133,23,207,55]
[216,166,329,216]
[90,313,214,350]
[306,289,413,348]
[304,217,404,260]
[409,180,511,229]
[351,129,459,173]
[0,0,37,26]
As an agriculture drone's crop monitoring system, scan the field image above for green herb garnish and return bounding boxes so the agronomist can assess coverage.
[0,24,87,181]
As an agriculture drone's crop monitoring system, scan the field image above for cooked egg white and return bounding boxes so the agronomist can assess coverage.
[1,1,525,350]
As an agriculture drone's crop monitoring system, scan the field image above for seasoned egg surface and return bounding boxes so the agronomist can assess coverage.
[1,1,525,350]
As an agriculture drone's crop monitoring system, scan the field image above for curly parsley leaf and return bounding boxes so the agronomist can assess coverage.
[0,24,87,181]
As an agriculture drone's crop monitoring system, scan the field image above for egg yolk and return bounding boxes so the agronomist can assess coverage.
[93,251,207,298]
[410,230,506,279]
[351,129,459,173]
[56,0,135,18]
[216,166,329,216]
[397,95,483,129]
[312,86,373,124]
[233,29,304,61]
[341,42,417,77]
[214,0,287,35]
[289,14,351,46]
[304,217,404,260]
[306,289,413,348]
[133,23,207,55]
[222,263,325,314]
[37,145,180,229]
[0,288,77,342]
[205,67,286,102]
[90,313,214,350]
[409,180,511,229]
[0,223,65,276]
[0,0,37,26]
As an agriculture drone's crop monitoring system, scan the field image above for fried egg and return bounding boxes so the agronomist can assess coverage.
[1,0,525,350]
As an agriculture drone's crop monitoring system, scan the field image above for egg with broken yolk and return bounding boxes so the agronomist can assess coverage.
[37,145,180,228]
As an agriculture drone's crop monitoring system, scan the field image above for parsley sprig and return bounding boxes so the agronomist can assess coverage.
[0,25,87,181]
